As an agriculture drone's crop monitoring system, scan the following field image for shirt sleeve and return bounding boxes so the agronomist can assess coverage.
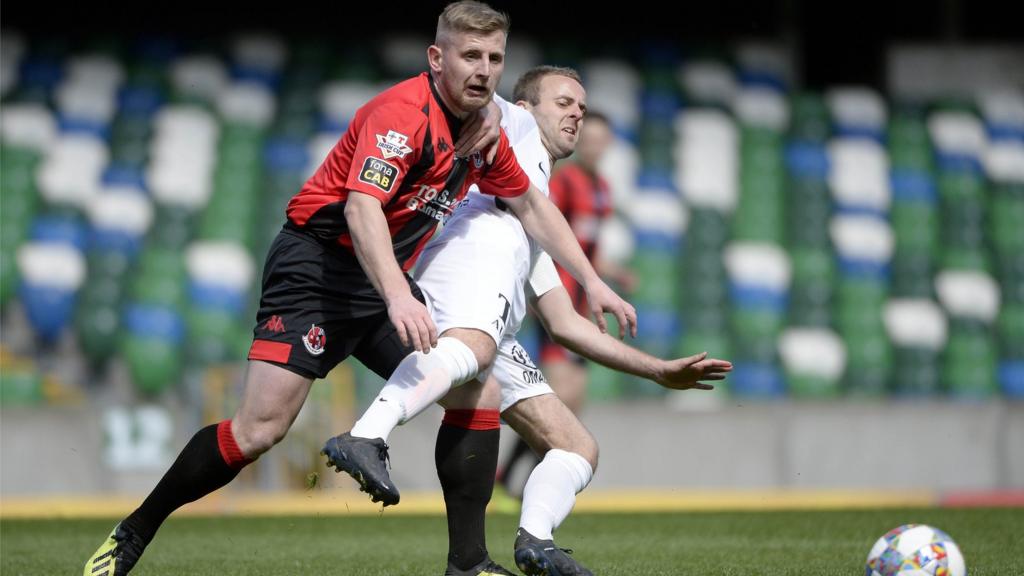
[476,129,531,198]
[526,249,564,299]
[343,102,428,203]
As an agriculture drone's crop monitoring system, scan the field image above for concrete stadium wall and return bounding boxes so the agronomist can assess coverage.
[2,400,1023,497]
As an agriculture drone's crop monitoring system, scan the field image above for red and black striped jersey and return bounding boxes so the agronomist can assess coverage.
[287,73,530,271]
[547,163,613,316]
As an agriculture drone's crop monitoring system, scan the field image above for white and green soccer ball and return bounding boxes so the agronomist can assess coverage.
[866,524,966,576]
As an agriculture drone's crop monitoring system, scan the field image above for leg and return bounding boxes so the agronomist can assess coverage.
[323,324,497,507]
[433,376,507,574]
[542,357,588,414]
[349,327,496,441]
[85,361,311,576]
[503,394,597,576]
[498,340,585,494]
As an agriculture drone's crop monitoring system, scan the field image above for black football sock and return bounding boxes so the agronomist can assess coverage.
[436,409,501,570]
[122,420,253,544]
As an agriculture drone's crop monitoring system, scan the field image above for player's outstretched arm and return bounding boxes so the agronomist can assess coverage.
[345,191,438,353]
[505,186,638,338]
[532,285,731,391]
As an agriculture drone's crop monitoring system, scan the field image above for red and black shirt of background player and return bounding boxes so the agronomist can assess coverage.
[539,163,613,364]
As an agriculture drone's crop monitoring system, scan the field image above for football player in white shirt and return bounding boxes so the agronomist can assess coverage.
[324,66,732,576]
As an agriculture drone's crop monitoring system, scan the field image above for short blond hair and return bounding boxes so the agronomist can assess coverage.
[436,1,510,46]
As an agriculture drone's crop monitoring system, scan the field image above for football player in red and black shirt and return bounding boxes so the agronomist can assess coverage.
[84,2,635,576]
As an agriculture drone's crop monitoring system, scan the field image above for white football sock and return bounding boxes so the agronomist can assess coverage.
[518,449,593,540]
[350,337,478,441]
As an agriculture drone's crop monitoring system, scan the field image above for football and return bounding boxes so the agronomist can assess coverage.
[866,524,967,576]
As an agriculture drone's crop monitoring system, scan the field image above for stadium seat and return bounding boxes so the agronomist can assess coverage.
[130,248,187,308]
[2,102,58,153]
[734,87,789,132]
[884,298,948,395]
[675,109,739,213]
[787,247,833,326]
[977,89,1024,141]
[381,34,434,77]
[583,59,641,139]
[735,43,791,92]
[185,241,255,315]
[724,242,790,379]
[729,361,785,398]
[0,32,26,97]
[826,86,887,141]
[86,186,153,256]
[934,271,1000,397]
[778,327,845,397]
[231,33,287,87]
[217,82,276,128]
[1000,361,1024,398]
[16,242,86,342]
[828,138,891,214]
[121,304,184,394]
[170,54,227,103]
[679,60,736,108]
[789,93,830,143]
[36,134,109,209]
[630,191,686,308]
[943,320,998,397]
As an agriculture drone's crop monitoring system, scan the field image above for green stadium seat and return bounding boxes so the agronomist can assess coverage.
[122,336,181,395]
[789,93,830,142]
[187,308,246,366]
[943,323,998,397]
[842,328,892,396]
[997,303,1024,360]
[891,201,939,255]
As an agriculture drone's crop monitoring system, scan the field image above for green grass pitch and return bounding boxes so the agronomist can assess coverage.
[2,508,1021,575]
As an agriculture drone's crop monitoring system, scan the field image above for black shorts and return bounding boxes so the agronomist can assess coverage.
[248,227,421,380]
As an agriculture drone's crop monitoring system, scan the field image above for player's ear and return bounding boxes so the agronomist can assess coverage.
[515,99,530,111]
[427,45,443,74]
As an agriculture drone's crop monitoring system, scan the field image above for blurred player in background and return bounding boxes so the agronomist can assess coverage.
[82,3,632,575]
[495,111,636,500]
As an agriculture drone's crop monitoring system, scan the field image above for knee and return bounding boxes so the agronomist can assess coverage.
[465,336,495,372]
[440,329,496,374]
[577,433,599,473]
[232,417,288,457]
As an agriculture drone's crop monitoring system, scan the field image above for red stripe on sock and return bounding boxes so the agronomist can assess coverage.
[442,409,501,431]
[216,420,253,470]
[248,340,292,363]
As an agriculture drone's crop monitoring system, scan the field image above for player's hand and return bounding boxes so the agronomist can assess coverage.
[656,352,732,391]
[387,293,438,354]
[585,279,638,339]
[455,99,502,164]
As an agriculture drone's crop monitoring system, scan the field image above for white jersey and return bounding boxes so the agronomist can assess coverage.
[441,96,561,300]
[413,95,563,411]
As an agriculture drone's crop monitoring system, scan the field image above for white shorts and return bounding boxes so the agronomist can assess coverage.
[414,209,531,347]
[485,335,554,413]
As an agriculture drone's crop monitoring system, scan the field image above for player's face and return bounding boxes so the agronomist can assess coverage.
[526,74,587,162]
[576,118,613,171]
[429,30,506,117]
